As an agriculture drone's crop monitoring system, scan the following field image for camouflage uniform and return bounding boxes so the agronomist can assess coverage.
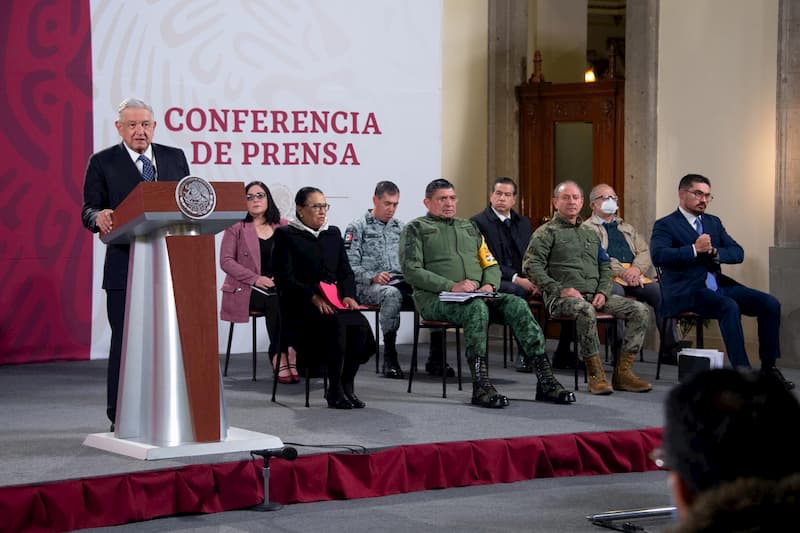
[523,213,650,359]
[344,210,407,334]
[400,214,573,406]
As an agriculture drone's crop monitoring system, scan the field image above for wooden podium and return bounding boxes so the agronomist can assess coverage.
[84,180,283,460]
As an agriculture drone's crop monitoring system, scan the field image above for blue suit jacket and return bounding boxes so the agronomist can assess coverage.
[650,209,744,317]
[81,142,190,289]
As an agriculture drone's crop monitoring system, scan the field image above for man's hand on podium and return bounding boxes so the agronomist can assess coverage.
[96,209,114,234]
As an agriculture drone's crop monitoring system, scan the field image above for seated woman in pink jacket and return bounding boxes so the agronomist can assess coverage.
[220,181,297,383]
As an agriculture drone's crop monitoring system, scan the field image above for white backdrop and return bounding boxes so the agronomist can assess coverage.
[89,0,442,358]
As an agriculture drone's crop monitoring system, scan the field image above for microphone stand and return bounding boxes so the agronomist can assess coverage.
[250,446,298,511]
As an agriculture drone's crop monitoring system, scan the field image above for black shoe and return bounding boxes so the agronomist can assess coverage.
[342,384,366,408]
[515,355,534,373]
[326,393,354,409]
[110,423,115,432]
[425,359,455,378]
[761,366,795,390]
[551,350,578,370]
[382,359,405,379]
[343,391,365,408]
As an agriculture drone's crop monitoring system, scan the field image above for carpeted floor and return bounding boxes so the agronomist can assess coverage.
[3,335,796,532]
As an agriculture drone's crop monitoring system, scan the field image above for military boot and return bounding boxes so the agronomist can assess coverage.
[612,352,652,392]
[585,354,613,395]
[531,353,575,404]
[381,332,404,379]
[467,354,507,408]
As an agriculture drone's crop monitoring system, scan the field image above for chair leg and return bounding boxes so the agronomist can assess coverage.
[696,318,704,348]
[573,330,579,391]
[440,328,447,399]
[656,317,668,380]
[407,319,420,393]
[251,316,258,381]
[224,323,235,377]
[374,310,380,374]
[456,328,462,390]
[305,365,311,408]
[502,325,508,368]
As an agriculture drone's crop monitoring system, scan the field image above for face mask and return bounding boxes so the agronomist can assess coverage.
[600,198,618,215]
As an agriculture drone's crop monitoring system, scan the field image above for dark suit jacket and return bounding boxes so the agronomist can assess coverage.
[471,205,533,282]
[81,142,190,289]
[650,209,744,317]
[272,224,357,347]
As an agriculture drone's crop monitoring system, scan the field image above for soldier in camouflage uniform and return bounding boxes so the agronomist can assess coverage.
[400,179,575,408]
[523,181,652,395]
[345,181,447,379]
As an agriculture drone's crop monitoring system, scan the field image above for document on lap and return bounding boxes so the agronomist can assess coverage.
[319,281,369,309]
[439,291,501,303]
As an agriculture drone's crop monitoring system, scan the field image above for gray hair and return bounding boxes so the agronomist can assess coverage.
[553,180,583,198]
[589,184,615,202]
[117,97,154,119]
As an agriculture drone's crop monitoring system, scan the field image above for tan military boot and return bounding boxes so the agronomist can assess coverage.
[612,352,653,392]
[585,354,613,395]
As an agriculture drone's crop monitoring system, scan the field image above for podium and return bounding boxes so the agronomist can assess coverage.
[84,179,283,460]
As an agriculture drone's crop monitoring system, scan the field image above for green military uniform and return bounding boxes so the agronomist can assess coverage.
[401,213,573,406]
[523,213,650,360]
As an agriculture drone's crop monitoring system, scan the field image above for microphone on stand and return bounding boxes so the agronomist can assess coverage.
[250,446,298,512]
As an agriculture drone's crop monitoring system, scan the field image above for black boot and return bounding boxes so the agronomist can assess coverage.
[326,360,353,409]
[532,353,576,404]
[426,331,455,377]
[341,359,365,408]
[381,332,404,379]
[468,355,508,408]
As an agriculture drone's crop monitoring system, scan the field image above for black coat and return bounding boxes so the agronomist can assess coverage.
[471,205,533,282]
[81,142,190,289]
[273,224,373,363]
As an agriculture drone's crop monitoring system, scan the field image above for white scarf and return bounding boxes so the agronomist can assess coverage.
[289,216,328,238]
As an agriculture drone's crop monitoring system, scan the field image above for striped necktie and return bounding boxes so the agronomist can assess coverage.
[138,154,155,182]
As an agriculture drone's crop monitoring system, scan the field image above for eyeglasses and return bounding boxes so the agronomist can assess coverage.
[595,195,618,202]
[304,203,330,212]
[123,121,153,131]
[246,192,266,201]
[686,189,714,202]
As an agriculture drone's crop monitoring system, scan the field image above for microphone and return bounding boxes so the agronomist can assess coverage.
[251,446,298,461]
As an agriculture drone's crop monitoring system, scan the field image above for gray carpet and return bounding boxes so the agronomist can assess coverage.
[4,336,796,532]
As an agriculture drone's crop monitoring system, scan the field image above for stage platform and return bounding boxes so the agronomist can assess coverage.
[2,337,795,532]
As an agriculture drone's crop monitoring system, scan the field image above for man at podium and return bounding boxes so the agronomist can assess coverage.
[80,97,190,430]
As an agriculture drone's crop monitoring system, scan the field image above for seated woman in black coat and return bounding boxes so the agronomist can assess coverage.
[272,186,376,409]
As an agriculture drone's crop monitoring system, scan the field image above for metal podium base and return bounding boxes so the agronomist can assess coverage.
[83,427,283,461]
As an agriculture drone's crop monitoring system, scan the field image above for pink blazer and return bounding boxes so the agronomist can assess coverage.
[219,219,286,323]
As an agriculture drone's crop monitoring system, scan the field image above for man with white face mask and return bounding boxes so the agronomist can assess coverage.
[583,183,680,355]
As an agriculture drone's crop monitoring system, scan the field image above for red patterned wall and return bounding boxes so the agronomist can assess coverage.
[0,1,93,363]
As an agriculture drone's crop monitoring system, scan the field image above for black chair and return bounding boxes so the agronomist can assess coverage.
[407,310,462,398]
[543,311,618,391]
[223,310,267,381]
[654,266,707,380]
[368,302,416,374]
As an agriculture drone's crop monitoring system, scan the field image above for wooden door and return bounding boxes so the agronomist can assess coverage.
[516,79,624,228]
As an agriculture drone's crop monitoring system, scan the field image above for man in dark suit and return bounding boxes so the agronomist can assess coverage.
[471,177,574,372]
[650,173,793,389]
[81,97,190,429]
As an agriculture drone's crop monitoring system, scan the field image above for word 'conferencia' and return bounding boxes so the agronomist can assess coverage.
[163,107,383,166]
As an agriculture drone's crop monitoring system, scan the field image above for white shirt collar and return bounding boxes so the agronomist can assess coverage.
[122,142,155,169]
[678,205,700,227]
[491,207,510,222]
